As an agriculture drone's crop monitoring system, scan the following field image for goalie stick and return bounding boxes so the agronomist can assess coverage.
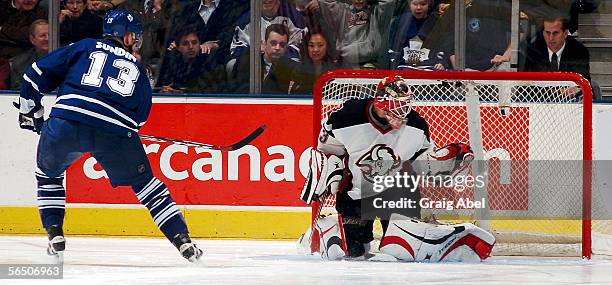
[304,190,336,255]
[139,125,267,151]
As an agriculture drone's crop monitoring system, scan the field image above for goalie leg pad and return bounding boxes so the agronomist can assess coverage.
[315,214,347,260]
[300,149,345,204]
[435,223,496,262]
[379,215,424,261]
[380,213,495,262]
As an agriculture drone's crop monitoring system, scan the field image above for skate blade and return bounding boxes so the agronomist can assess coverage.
[46,251,64,264]
[188,256,203,264]
[55,251,64,264]
[47,246,64,264]
[186,254,205,266]
[185,247,204,264]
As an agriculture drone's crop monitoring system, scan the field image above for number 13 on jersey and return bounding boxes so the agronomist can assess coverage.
[81,51,140,97]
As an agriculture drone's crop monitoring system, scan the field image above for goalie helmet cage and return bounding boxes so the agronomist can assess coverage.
[311,70,596,259]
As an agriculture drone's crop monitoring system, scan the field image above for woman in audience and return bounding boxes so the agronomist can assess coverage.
[291,29,337,95]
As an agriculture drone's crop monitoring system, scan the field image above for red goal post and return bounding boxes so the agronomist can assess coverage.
[311,70,593,259]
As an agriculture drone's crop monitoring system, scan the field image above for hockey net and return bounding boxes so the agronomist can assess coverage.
[311,70,610,259]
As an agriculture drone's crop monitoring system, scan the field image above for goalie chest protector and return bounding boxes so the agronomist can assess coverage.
[318,99,433,200]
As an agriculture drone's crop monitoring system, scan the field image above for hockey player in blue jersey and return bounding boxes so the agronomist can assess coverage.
[16,10,203,263]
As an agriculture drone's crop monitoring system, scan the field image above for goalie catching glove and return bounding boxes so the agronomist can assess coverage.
[300,149,345,204]
[413,143,474,177]
[13,97,44,134]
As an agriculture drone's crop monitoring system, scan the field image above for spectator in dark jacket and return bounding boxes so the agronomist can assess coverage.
[0,0,46,59]
[435,0,512,71]
[156,27,209,93]
[59,0,103,45]
[228,0,305,73]
[229,24,299,94]
[518,14,591,100]
[522,15,590,82]
[9,19,48,89]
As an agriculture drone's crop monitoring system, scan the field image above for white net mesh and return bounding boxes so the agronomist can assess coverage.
[314,71,606,257]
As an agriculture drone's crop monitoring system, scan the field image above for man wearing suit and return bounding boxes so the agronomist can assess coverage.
[522,15,590,82]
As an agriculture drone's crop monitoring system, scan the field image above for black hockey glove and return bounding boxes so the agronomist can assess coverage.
[13,98,44,134]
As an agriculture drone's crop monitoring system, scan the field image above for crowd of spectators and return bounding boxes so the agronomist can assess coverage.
[0,0,47,60]
[0,0,600,97]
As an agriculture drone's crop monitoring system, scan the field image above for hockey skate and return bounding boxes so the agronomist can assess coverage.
[172,233,203,263]
[45,225,65,263]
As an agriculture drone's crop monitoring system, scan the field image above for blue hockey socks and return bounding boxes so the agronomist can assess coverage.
[133,177,188,240]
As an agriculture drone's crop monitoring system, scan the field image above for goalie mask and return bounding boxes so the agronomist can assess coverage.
[374,76,413,128]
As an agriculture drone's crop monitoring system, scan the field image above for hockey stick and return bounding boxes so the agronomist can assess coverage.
[304,192,331,254]
[139,125,267,151]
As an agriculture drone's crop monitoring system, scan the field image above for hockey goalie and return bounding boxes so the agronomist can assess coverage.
[299,76,495,262]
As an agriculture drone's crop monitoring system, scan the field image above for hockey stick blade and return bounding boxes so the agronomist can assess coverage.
[225,125,267,151]
[139,125,267,151]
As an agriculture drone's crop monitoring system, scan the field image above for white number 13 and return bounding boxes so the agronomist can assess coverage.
[82,51,140,97]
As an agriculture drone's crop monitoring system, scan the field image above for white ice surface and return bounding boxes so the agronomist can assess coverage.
[1,236,612,285]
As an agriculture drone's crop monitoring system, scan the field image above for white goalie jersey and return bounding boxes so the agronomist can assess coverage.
[317,99,433,200]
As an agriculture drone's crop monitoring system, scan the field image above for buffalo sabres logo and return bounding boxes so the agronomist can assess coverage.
[356,144,401,183]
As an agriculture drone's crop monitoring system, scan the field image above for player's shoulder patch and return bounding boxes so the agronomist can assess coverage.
[327,99,371,130]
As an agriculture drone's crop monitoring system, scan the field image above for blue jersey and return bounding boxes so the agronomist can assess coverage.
[20,38,152,137]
